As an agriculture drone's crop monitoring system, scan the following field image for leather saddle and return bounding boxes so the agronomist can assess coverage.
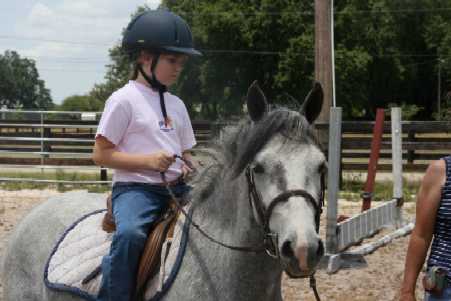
[102,194,180,297]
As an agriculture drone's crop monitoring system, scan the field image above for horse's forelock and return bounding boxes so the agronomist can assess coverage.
[223,108,318,177]
[191,108,319,202]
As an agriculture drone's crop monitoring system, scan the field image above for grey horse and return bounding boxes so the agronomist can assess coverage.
[2,81,326,301]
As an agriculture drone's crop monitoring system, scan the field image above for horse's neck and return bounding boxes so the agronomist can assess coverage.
[193,173,262,246]
[177,174,283,300]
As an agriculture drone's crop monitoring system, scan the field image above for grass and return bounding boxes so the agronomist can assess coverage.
[0,170,423,200]
[0,170,111,193]
[340,175,421,203]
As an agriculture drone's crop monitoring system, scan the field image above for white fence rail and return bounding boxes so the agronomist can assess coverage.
[337,199,398,251]
[0,110,105,184]
[0,110,214,184]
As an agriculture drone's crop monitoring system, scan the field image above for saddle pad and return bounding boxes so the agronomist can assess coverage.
[44,207,191,301]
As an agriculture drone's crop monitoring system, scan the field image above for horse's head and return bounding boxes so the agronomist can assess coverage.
[233,81,326,277]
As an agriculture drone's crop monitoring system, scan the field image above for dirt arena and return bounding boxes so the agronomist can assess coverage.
[0,189,423,301]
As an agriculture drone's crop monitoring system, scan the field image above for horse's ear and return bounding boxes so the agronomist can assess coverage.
[300,82,324,124]
[246,80,268,122]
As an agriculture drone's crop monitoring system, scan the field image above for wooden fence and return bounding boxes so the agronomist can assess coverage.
[0,110,450,177]
[0,119,214,167]
[315,121,451,172]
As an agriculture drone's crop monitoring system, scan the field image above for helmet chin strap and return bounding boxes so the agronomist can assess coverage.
[138,54,170,127]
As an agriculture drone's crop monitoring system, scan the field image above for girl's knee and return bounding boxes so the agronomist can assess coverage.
[116,224,147,245]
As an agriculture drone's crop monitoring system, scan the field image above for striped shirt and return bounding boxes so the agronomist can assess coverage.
[427,156,451,278]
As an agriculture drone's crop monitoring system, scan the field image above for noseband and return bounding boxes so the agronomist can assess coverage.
[245,166,325,258]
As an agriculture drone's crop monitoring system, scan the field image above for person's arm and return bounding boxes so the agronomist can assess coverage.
[92,135,175,172]
[399,159,446,301]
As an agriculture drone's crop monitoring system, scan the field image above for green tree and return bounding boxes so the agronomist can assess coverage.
[421,0,451,119]
[58,95,103,112]
[0,50,53,109]
[332,0,406,119]
[165,0,416,119]
[88,6,150,104]
[92,1,451,120]
[165,0,451,119]
[163,0,318,119]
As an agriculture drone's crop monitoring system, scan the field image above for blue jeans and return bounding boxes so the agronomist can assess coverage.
[425,286,451,300]
[96,182,190,301]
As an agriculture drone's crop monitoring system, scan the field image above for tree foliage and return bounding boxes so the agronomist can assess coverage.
[0,50,53,109]
[91,0,451,120]
[58,95,103,112]
[88,6,149,104]
[163,0,318,119]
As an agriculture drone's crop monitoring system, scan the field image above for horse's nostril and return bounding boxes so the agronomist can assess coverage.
[281,241,294,258]
[317,240,325,257]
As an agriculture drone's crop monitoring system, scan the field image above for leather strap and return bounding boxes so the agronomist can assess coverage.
[135,209,179,298]
[101,194,115,233]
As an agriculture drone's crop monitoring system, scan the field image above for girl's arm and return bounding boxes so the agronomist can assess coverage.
[399,160,445,301]
[92,135,175,172]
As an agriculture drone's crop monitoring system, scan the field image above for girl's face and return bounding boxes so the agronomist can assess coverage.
[139,52,188,87]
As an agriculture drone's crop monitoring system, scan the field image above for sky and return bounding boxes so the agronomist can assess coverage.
[0,0,162,105]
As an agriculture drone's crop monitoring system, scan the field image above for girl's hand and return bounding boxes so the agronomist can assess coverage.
[149,151,175,172]
[180,151,196,180]
[181,162,194,179]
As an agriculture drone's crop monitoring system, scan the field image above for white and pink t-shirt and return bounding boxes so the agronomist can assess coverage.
[96,80,196,184]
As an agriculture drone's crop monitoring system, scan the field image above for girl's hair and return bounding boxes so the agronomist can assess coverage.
[128,49,157,80]
[129,50,184,80]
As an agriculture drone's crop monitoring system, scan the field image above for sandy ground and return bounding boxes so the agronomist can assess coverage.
[0,190,424,301]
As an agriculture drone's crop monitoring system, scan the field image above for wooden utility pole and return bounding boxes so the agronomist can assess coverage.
[315,0,333,123]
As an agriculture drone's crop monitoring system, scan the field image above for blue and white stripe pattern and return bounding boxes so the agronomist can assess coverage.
[427,156,451,279]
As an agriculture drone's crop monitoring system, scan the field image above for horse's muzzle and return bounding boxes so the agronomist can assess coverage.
[280,238,324,278]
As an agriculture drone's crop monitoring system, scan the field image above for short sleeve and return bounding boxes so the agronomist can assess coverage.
[179,105,196,151]
[96,95,130,146]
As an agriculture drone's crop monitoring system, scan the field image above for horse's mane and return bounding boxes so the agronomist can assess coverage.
[190,107,320,202]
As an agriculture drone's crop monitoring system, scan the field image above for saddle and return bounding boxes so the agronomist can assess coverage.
[101,194,180,297]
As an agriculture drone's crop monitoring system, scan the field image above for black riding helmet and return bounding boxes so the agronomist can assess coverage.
[123,10,201,56]
[122,10,201,126]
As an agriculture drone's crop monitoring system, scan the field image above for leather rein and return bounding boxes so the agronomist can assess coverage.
[161,155,325,301]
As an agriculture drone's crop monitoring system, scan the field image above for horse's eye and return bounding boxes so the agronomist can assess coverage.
[253,164,265,174]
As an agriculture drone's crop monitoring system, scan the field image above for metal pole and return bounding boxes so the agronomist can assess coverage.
[391,107,404,227]
[331,0,336,108]
[40,112,44,169]
[326,107,342,254]
[391,108,403,201]
[361,108,385,211]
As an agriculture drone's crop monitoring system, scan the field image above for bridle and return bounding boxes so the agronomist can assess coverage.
[245,166,325,259]
[163,156,325,255]
[162,155,325,301]
[244,165,325,301]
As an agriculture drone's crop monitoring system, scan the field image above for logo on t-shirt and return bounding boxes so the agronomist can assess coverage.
[159,118,175,132]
